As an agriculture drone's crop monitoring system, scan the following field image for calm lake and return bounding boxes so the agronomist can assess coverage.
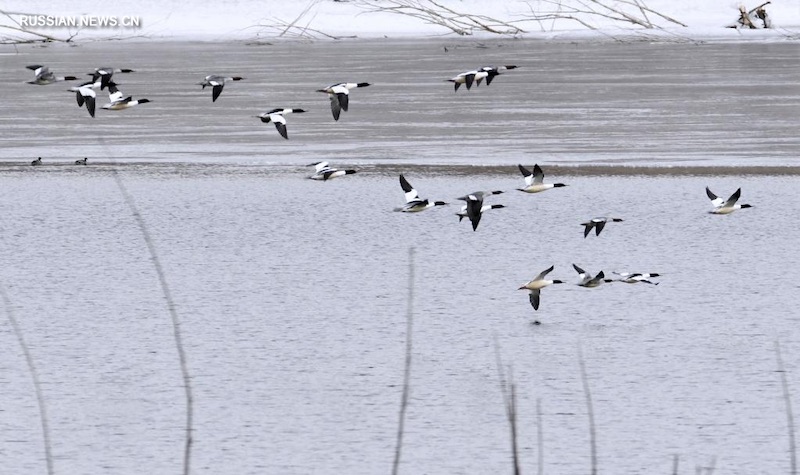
[1,39,799,474]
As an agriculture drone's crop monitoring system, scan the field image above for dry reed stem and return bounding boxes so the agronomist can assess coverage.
[493,336,521,474]
[392,247,415,475]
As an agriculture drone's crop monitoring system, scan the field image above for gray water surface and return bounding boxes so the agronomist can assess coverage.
[1,39,799,167]
[1,39,799,475]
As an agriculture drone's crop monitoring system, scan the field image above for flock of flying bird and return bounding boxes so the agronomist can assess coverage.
[300,158,752,318]
[23,61,754,318]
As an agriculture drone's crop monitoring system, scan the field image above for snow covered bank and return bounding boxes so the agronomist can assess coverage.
[2,0,799,42]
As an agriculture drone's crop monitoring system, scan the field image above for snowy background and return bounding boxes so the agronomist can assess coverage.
[2,0,799,41]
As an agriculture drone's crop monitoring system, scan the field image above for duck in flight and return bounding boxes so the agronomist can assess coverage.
[26,65,78,85]
[454,190,504,223]
[256,108,306,139]
[447,65,517,92]
[308,161,357,181]
[456,203,505,222]
[573,264,610,288]
[517,164,567,193]
[706,187,752,214]
[394,175,447,212]
[73,84,97,117]
[457,192,491,231]
[581,217,623,238]
[101,82,151,110]
[199,75,244,102]
[612,272,660,285]
[89,67,135,90]
[518,265,564,311]
[316,82,371,121]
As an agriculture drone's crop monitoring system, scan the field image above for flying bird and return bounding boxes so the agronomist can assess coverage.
[458,193,487,231]
[394,175,447,212]
[573,264,610,288]
[581,217,623,238]
[73,84,97,117]
[517,164,567,193]
[316,82,371,121]
[456,203,505,222]
[199,75,244,102]
[518,265,564,311]
[706,187,752,214]
[26,65,78,85]
[101,82,151,110]
[255,108,306,139]
[89,67,135,90]
[307,161,357,181]
[612,272,660,285]
[447,65,517,92]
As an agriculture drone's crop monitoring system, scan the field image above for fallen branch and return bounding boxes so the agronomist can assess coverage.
[522,0,687,30]
[0,10,81,43]
[252,0,357,40]
[357,0,524,36]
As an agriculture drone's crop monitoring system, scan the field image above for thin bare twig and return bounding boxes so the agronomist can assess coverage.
[357,0,523,36]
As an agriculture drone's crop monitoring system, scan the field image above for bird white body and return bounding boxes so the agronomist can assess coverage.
[256,108,305,139]
[308,161,356,181]
[573,264,608,288]
[199,75,244,102]
[517,164,566,193]
[101,82,150,110]
[317,82,370,121]
[448,65,517,91]
[518,265,564,311]
[26,65,77,85]
[581,217,623,238]
[613,272,660,285]
[706,187,752,214]
[75,85,97,117]
[394,174,446,212]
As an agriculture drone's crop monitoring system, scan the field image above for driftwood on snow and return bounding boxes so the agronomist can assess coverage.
[729,1,772,29]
